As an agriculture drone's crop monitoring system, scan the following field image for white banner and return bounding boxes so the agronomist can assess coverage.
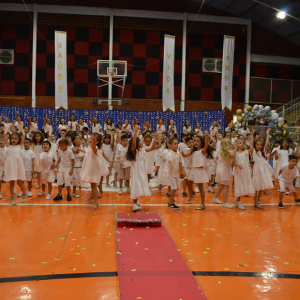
[163,34,175,112]
[55,31,68,110]
[221,35,235,111]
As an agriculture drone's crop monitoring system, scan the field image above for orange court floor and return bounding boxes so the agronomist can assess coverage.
[0,178,300,300]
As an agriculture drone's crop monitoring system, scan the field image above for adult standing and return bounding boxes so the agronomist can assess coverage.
[29,116,38,133]
[90,112,102,134]
[210,121,221,136]
[182,120,192,134]
[168,119,177,134]
[238,122,250,137]
[122,119,132,135]
[43,115,53,135]
[104,118,114,133]
[156,118,166,134]
[57,118,68,132]
[0,114,12,131]
[143,120,151,132]
[77,118,89,132]
[68,114,78,132]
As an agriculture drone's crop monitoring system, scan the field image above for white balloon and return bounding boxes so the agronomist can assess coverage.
[271,110,277,114]
[271,113,279,120]
[264,106,271,113]
[278,117,284,124]
[259,105,264,110]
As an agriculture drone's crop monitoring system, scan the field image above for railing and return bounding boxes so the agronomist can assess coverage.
[248,125,300,141]
[276,96,300,124]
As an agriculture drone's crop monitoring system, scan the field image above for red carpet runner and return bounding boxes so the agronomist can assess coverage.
[115,217,207,300]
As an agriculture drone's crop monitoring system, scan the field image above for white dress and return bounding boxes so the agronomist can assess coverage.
[130,148,151,199]
[71,150,85,186]
[33,144,43,172]
[208,151,216,177]
[144,144,154,175]
[188,151,210,184]
[274,149,292,180]
[103,143,114,166]
[233,151,255,198]
[4,145,26,181]
[252,149,273,191]
[215,150,232,185]
[157,149,170,186]
[154,145,164,167]
[80,148,109,183]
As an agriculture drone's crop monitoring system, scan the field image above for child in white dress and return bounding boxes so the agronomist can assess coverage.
[102,134,114,187]
[154,133,164,178]
[182,132,212,210]
[29,116,39,133]
[4,122,27,204]
[213,138,239,208]
[71,136,85,197]
[181,137,194,197]
[39,141,57,200]
[252,128,273,209]
[31,131,44,189]
[144,135,161,182]
[80,133,110,210]
[0,134,7,199]
[127,127,160,212]
[232,129,255,210]
[157,142,170,192]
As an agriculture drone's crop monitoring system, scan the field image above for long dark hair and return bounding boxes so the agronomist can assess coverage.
[106,118,112,125]
[92,133,102,149]
[254,139,266,159]
[280,138,290,151]
[31,131,44,145]
[184,120,190,128]
[191,135,214,159]
[127,137,140,161]
[69,114,75,121]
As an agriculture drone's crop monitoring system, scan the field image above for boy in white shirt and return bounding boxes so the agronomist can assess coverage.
[19,138,35,197]
[0,134,7,199]
[164,137,185,209]
[278,154,300,209]
[57,129,67,144]
[65,132,75,150]
[82,127,91,141]
[54,138,75,201]
[39,141,56,200]
[231,130,237,146]
[115,134,130,195]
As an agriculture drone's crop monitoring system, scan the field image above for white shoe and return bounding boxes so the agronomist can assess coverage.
[212,197,222,204]
[118,190,123,195]
[72,193,80,198]
[126,188,131,194]
[0,193,2,199]
[222,202,234,208]
[195,186,199,193]
[46,194,51,200]
[11,199,16,205]
[38,191,45,196]
[286,190,290,195]
[234,198,238,206]
[132,203,142,212]
[21,195,27,203]
[17,192,23,197]
[13,189,16,194]
[28,191,33,197]
[137,200,141,206]
[208,187,215,193]
[277,188,280,192]
[236,201,245,210]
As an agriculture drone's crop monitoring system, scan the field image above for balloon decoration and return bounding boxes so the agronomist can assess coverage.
[235,104,285,143]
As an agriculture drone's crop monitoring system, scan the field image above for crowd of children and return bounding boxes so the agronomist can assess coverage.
[0,114,300,211]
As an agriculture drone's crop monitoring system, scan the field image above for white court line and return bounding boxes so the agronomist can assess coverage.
[0,203,299,207]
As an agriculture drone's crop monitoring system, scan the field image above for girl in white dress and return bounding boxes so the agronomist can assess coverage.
[29,116,38,133]
[90,112,102,134]
[213,138,239,208]
[31,131,44,189]
[194,122,202,135]
[4,122,27,204]
[156,119,166,134]
[157,142,170,192]
[127,127,159,212]
[71,136,86,197]
[43,115,53,135]
[183,120,192,134]
[154,134,164,180]
[80,133,112,210]
[68,115,78,132]
[77,118,89,132]
[252,128,273,209]
[102,134,114,187]
[182,132,213,210]
[232,130,255,210]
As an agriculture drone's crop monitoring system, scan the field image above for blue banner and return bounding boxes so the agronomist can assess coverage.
[0,106,225,138]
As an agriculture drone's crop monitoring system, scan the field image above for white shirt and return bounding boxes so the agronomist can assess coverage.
[50,141,58,154]
[21,149,35,172]
[44,123,52,134]
[184,147,193,168]
[165,150,183,177]
[0,147,7,171]
[195,128,202,135]
[30,122,38,133]
[210,126,218,136]
[40,151,57,173]
[58,149,75,172]
[238,128,250,136]
[231,137,237,146]
[183,126,192,133]
[3,123,12,131]
[78,122,88,131]
[122,124,132,133]
[168,125,177,133]
[92,123,102,133]
[58,124,68,131]
[68,121,78,132]
[279,165,299,184]
[115,144,128,164]
[104,124,115,131]
[156,124,166,134]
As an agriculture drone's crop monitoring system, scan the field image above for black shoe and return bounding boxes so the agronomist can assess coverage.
[155,172,158,176]
[124,182,127,187]
[193,191,196,195]
[211,183,215,187]
[180,175,184,179]
[168,203,180,210]
[53,194,63,201]
[278,203,284,209]
[166,193,170,199]
[294,199,300,203]
[182,192,188,197]
[54,179,57,183]
[62,183,65,189]
[67,194,72,201]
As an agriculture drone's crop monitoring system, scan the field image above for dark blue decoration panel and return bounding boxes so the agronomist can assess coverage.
[0,105,225,139]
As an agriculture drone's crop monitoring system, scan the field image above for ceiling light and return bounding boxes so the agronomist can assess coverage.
[276,11,286,19]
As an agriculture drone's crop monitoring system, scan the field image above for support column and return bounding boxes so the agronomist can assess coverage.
[108,9,114,107]
[31,3,38,107]
[245,20,252,109]
[180,12,187,112]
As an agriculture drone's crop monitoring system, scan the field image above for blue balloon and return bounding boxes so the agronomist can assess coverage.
[273,120,278,124]
[264,106,271,113]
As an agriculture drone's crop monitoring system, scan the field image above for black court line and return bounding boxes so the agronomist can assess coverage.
[1,271,300,283]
